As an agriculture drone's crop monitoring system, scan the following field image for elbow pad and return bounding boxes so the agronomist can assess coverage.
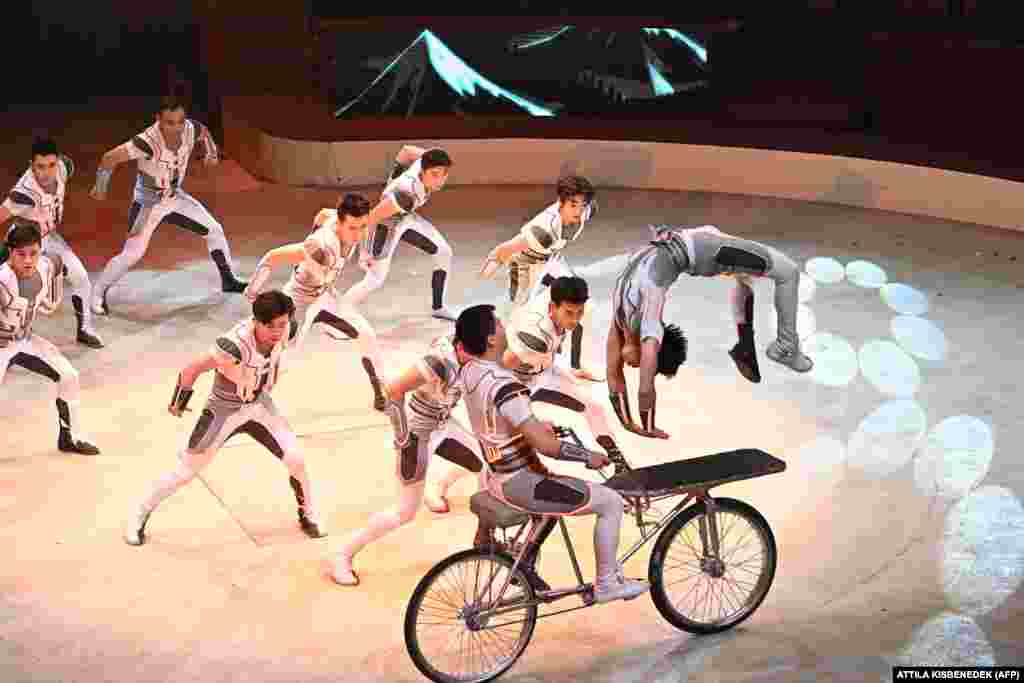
[555,440,596,464]
[609,390,634,427]
[245,257,273,301]
[93,168,112,195]
[171,375,194,412]
[385,393,410,448]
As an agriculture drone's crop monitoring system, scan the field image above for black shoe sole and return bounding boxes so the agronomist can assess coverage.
[729,346,762,384]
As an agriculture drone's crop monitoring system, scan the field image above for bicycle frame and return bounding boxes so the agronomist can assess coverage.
[473,485,719,623]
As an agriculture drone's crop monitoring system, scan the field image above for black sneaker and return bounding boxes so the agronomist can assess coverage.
[58,433,100,455]
[729,343,762,383]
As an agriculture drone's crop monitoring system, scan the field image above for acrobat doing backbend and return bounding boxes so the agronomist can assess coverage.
[606,224,813,439]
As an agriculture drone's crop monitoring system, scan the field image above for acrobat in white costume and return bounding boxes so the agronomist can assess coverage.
[481,174,600,380]
[341,146,456,321]
[1,138,103,347]
[245,193,390,411]
[331,333,486,586]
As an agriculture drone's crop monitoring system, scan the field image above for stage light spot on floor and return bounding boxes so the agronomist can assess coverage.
[890,315,948,361]
[895,612,994,667]
[942,485,1024,617]
[804,332,859,387]
[798,275,817,303]
[859,339,922,397]
[914,416,993,501]
[846,260,887,288]
[881,283,929,315]
[795,434,846,477]
[805,257,846,284]
[847,399,927,477]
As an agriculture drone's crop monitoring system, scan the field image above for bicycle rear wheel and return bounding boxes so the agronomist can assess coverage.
[404,549,538,683]
[648,497,777,634]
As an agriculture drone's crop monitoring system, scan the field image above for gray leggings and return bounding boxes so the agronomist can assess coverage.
[490,468,625,581]
[690,228,801,346]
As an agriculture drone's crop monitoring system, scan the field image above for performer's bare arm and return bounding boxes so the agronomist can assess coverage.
[89,143,135,200]
[488,235,530,264]
[519,417,609,468]
[606,318,669,439]
[365,196,403,230]
[0,206,11,226]
[383,364,428,401]
[97,143,134,172]
[606,319,628,395]
[168,353,220,417]
[396,145,427,166]
[501,348,524,371]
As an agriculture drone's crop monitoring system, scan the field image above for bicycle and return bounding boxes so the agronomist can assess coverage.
[403,426,787,683]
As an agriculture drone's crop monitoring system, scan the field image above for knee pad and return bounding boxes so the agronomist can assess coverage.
[282,450,306,475]
[57,367,80,400]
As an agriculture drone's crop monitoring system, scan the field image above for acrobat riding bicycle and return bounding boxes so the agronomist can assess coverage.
[404,427,786,683]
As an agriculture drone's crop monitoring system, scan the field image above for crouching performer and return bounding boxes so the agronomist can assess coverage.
[329,333,486,586]
[124,290,326,545]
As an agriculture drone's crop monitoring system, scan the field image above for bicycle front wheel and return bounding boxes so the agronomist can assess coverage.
[648,497,777,634]
[404,549,538,683]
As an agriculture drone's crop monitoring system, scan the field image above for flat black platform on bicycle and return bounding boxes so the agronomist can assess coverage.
[604,448,786,497]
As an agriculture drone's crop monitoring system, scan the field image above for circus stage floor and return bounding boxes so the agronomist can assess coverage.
[1,104,1022,682]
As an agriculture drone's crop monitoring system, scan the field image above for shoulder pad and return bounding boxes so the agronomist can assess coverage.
[7,190,36,207]
[131,135,155,159]
[528,224,555,249]
[59,155,75,179]
[494,380,530,408]
[215,336,244,363]
[516,331,550,355]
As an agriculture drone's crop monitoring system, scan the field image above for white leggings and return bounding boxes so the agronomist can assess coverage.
[42,232,94,327]
[337,420,485,560]
[342,213,453,309]
[94,191,235,294]
[136,395,318,522]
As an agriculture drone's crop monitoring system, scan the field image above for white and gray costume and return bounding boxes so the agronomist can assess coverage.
[458,357,626,585]
[91,119,244,313]
[613,224,806,360]
[2,156,101,342]
[334,335,484,574]
[506,287,616,441]
[506,201,596,369]
[0,255,91,444]
[397,334,484,485]
[342,158,453,313]
[507,200,595,305]
[132,317,322,536]
[263,213,385,361]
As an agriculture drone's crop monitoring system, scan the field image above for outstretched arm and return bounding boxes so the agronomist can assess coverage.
[168,352,219,417]
[90,137,143,200]
[396,145,426,166]
[636,338,669,439]
[193,120,219,166]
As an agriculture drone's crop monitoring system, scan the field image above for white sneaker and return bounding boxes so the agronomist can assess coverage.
[593,566,649,604]
[330,554,360,586]
[423,486,450,514]
[765,340,813,373]
[431,306,457,322]
[91,289,109,316]
[124,508,151,546]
